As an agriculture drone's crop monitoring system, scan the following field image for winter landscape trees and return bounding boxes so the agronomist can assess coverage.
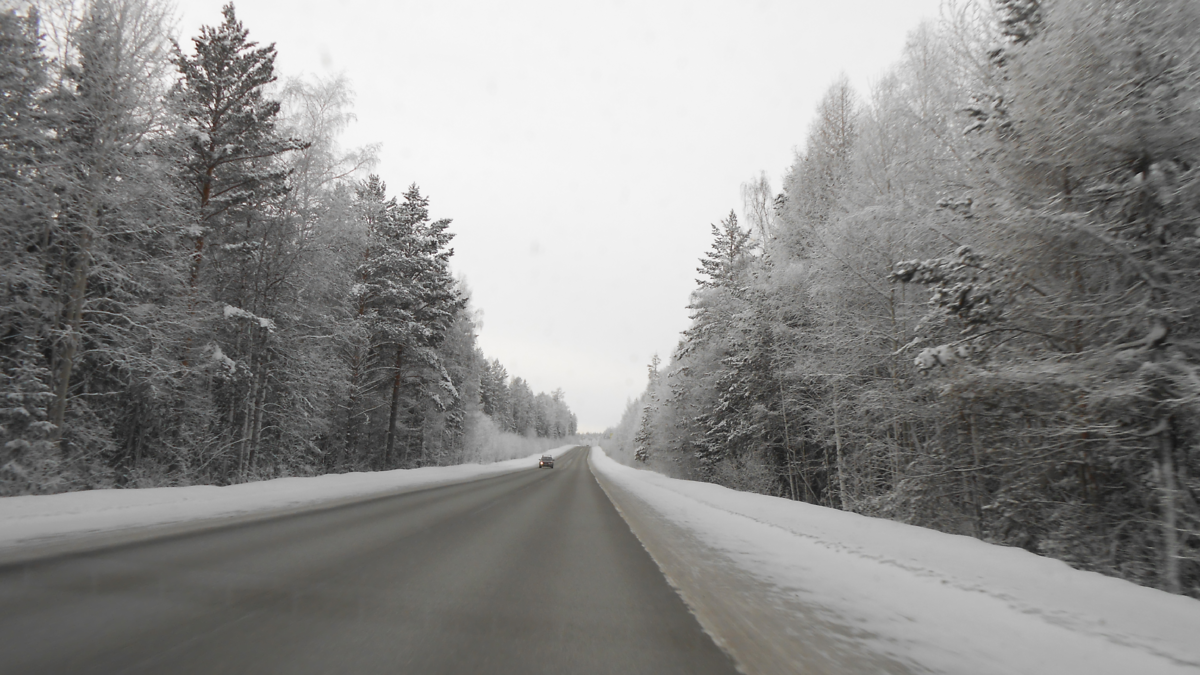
[0,1,575,495]
[607,0,1199,597]
[4,0,1194,604]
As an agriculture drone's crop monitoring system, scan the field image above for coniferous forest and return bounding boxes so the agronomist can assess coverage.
[4,0,1198,601]
[606,0,1200,597]
[0,2,575,496]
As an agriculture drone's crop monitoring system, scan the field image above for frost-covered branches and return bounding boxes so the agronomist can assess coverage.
[1,2,575,493]
[610,0,1200,597]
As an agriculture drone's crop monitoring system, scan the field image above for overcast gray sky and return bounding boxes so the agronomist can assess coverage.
[178,0,946,432]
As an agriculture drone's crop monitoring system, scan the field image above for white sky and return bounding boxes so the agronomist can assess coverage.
[176,0,946,432]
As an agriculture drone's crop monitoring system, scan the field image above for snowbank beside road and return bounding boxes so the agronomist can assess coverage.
[0,445,576,562]
[589,446,1200,675]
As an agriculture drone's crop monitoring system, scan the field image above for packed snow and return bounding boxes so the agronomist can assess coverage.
[588,446,1200,675]
[0,446,574,559]
[222,304,277,331]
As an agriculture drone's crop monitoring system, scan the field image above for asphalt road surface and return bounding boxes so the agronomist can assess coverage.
[0,447,740,674]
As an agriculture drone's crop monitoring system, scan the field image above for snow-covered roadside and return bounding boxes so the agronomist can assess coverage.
[0,445,577,563]
[589,446,1200,675]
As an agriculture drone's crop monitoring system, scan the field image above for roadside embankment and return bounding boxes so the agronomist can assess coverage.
[0,445,578,564]
[589,446,1200,675]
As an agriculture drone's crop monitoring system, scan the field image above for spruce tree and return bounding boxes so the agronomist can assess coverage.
[350,179,462,465]
[0,9,59,492]
[696,211,754,290]
[685,211,754,353]
[634,355,660,463]
[479,356,512,428]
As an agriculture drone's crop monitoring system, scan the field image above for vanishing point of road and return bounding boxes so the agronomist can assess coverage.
[0,447,740,674]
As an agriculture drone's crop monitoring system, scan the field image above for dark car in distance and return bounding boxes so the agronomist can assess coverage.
[539,455,554,469]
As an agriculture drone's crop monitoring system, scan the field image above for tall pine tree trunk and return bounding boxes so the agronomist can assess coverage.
[968,412,985,537]
[833,389,848,510]
[1159,424,1181,594]
[384,346,404,466]
[778,369,798,501]
[238,365,257,478]
[49,199,96,449]
[248,350,269,473]
[182,168,214,368]
[404,403,423,466]
[340,289,370,468]
[341,346,363,468]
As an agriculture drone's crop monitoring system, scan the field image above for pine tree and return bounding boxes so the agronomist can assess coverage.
[479,356,511,426]
[170,3,304,293]
[168,4,319,481]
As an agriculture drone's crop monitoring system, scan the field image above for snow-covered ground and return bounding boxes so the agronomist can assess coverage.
[589,446,1200,675]
[0,445,575,562]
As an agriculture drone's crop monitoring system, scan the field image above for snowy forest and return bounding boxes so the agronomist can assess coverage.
[0,1,576,496]
[606,0,1200,598]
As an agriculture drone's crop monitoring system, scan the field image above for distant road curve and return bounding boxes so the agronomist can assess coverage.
[0,447,739,674]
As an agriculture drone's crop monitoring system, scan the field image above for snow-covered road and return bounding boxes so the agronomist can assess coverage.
[590,446,1200,675]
